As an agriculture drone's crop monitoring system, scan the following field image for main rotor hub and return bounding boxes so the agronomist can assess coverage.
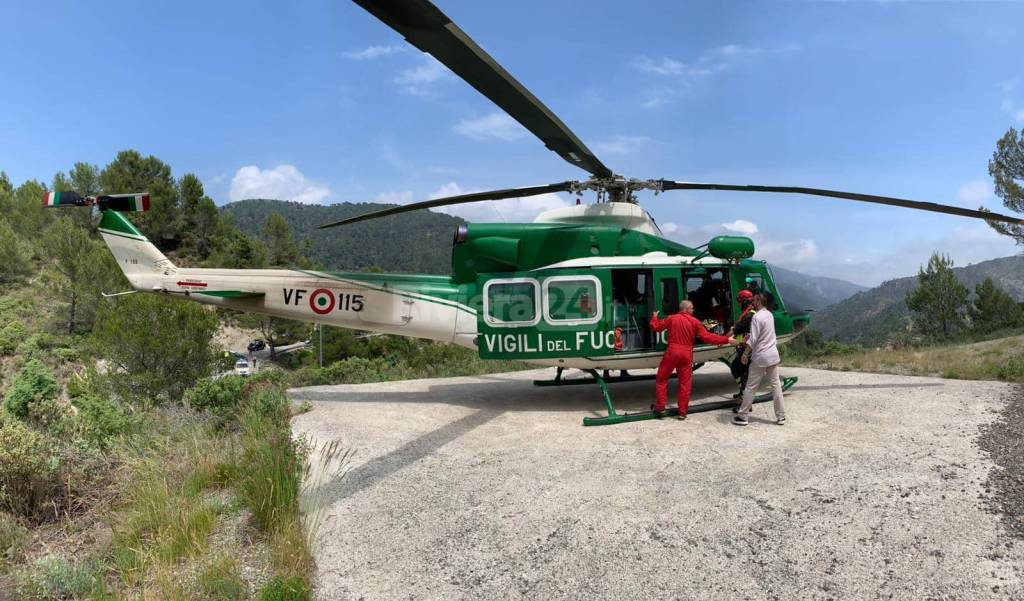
[570,177,662,204]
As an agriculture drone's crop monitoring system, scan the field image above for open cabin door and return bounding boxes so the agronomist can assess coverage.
[609,268,655,352]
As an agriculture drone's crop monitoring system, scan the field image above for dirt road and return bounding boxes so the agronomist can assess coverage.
[290,363,1023,600]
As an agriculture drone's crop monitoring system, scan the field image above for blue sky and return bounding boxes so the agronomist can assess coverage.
[2,0,1023,286]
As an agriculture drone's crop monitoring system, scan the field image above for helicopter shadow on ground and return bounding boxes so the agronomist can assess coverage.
[299,372,948,504]
[291,369,742,415]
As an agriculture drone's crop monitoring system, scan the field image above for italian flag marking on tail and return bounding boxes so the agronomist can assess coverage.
[106,193,150,212]
[43,192,59,206]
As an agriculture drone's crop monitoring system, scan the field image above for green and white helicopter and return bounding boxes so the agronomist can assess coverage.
[47,0,1024,425]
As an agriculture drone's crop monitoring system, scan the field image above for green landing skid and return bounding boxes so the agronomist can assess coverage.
[581,375,798,426]
[534,364,704,387]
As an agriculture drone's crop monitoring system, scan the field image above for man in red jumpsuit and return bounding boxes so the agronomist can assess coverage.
[650,300,736,420]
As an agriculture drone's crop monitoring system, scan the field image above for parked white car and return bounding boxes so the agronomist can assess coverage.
[234,359,251,377]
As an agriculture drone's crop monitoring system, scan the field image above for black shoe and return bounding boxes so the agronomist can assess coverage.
[732,415,749,426]
[650,404,665,418]
[677,414,687,421]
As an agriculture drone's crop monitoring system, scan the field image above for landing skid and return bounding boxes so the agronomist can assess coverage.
[572,370,797,427]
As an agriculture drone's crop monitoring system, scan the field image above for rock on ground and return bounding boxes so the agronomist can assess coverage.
[290,363,1024,600]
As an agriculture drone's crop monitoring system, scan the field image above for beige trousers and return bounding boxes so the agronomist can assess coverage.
[737,362,785,420]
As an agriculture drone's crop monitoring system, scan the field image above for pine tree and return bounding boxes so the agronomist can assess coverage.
[905,253,969,341]
[968,277,1021,333]
[263,212,301,268]
[988,127,1024,243]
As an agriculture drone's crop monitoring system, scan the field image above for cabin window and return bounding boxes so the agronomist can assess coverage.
[543,275,602,326]
[484,278,540,327]
[743,272,779,311]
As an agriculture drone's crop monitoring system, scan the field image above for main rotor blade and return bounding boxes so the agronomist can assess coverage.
[353,0,613,178]
[317,181,575,229]
[659,181,1024,226]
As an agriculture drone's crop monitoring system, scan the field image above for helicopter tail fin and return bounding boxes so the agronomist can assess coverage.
[97,209,175,288]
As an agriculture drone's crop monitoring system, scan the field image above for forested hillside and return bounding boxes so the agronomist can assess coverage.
[223,199,463,274]
[770,265,866,312]
[814,255,1024,345]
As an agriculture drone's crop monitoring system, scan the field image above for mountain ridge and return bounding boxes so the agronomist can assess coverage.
[812,254,1024,345]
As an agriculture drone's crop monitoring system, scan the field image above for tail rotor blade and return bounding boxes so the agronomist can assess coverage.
[42,191,91,207]
[42,192,150,212]
[99,193,150,212]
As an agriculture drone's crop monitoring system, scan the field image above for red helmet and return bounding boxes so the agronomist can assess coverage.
[738,289,754,303]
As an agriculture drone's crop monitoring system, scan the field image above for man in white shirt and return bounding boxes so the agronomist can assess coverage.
[732,293,786,426]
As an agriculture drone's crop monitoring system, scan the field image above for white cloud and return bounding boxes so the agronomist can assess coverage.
[721,219,759,235]
[999,77,1024,123]
[758,239,819,266]
[633,56,711,77]
[395,54,451,96]
[427,181,570,222]
[956,179,993,207]
[665,220,818,269]
[228,165,330,204]
[641,87,682,110]
[660,222,679,234]
[634,42,799,109]
[342,45,407,60]
[373,190,414,204]
[594,135,652,155]
[453,113,528,141]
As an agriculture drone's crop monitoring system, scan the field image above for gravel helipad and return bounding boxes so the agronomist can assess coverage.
[289,363,1023,600]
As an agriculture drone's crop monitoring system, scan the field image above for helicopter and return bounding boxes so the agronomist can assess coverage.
[45,0,1024,425]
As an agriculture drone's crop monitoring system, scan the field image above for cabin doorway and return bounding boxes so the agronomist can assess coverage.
[610,268,654,351]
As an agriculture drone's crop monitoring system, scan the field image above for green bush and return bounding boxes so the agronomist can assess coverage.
[73,395,134,447]
[183,376,247,414]
[0,511,28,566]
[257,576,311,601]
[17,555,105,599]
[0,320,26,355]
[4,359,59,419]
[26,397,74,437]
[53,347,79,364]
[15,332,59,361]
[0,420,58,519]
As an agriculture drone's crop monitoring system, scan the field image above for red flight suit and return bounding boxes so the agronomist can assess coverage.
[650,312,731,414]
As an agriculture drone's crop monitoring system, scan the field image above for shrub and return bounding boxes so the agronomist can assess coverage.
[0,320,26,355]
[183,376,246,416]
[0,420,58,519]
[4,359,59,419]
[0,511,28,566]
[17,555,105,599]
[73,395,134,447]
[15,332,59,361]
[26,397,74,437]
[53,347,79,364]
[257,576,311,601]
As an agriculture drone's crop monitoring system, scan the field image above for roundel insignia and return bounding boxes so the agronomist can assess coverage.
[309,288,335,315]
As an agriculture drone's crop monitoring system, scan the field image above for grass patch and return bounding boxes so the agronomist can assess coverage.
[257,575,311,601]
[197,554,247,600]
[786,335,1024,382]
